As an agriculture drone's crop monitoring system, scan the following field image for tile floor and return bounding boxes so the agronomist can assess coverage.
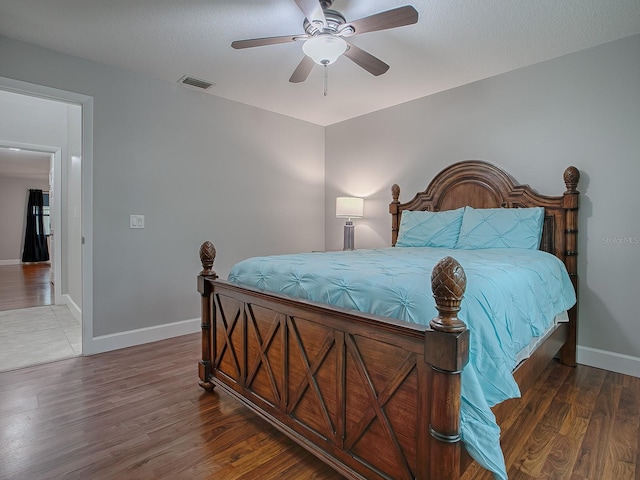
[0,305,81,372]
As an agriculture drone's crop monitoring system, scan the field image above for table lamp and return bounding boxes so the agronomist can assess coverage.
[336,197,364,250]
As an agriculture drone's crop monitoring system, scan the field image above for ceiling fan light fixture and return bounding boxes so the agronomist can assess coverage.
[302,34,347,65]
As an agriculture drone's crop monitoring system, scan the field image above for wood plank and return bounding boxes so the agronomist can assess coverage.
[517,399,571,476]
[0,263,53,311]
[572,371,622,479]
[610,379,640,480]
[0,334,637,479]
[0,333,343,480]
[500,362,571,471]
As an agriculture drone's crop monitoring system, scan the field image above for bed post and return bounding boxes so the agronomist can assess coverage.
[198,241,218,391]
[560,166,580,366]
[425,256,470,479]
[390,184,401,246]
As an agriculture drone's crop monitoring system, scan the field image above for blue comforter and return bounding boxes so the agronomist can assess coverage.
[229,247,576,479]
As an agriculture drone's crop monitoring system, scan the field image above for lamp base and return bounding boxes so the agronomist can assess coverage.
[343,221,354,250]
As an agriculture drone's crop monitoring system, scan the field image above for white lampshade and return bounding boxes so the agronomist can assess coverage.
[336,197,364,218]
[303,34,347,65]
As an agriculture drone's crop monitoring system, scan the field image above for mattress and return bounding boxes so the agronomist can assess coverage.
[229,246,576,480]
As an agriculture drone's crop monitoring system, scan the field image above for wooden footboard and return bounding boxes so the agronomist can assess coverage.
[198,242,470,480]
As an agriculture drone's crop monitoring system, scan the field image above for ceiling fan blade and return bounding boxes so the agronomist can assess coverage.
[342,6,418,35]
[231,35,301,49]
[293,0,326,26]
[344,42,389,76]
[289,56,315,83]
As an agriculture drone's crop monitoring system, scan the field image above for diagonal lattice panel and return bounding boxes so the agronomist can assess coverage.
[287,315,338,442]
[344,334,418,480]
[245,303,284,408]
[214,293,243,381]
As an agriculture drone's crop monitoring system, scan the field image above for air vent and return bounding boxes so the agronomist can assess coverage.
[178,75,215,91]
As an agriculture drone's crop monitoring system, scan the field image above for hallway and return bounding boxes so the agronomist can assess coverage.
[0,263,80,372]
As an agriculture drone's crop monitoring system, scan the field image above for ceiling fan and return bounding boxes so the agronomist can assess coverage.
[231,0,419,85]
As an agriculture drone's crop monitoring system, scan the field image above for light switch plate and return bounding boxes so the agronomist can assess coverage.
[130,214,145,229]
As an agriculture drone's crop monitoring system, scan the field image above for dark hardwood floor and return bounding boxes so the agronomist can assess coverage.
[0,263,53,311]
[463,360,640,480]
[0,333,637,480]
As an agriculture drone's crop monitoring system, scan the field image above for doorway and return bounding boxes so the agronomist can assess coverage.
[0,146,54,310]
[0,79,93,369]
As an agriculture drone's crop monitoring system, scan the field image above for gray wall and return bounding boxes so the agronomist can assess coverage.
[0,35,325,338]
[326,35,640,364]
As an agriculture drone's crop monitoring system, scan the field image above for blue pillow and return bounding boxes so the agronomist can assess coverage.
[396,208,464,248]
[455,206,544,250]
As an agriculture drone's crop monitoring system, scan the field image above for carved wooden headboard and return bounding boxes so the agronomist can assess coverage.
[389,160,580,281]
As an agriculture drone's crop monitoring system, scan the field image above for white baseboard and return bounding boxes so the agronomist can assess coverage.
[577,346,640,378]
[61,294,82,322]
[85,317,201,355]
[0,259,20,266]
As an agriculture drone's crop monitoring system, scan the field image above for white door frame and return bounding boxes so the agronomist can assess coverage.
[0,75,94,355]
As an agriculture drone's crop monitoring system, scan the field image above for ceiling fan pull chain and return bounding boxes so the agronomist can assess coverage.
[323,63,328,96]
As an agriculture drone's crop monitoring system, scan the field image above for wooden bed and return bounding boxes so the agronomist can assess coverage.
[196,160,580,479]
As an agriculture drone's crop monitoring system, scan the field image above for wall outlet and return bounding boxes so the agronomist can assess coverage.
[130,214,145,229]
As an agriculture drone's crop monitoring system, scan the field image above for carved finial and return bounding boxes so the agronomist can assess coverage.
[430,256,467,333]
[199,241,218,278]
[391,184,400,202]
[563,166,580,193]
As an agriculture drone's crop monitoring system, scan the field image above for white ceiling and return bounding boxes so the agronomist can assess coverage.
[0,0,639,126]
[0,147,51,179]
